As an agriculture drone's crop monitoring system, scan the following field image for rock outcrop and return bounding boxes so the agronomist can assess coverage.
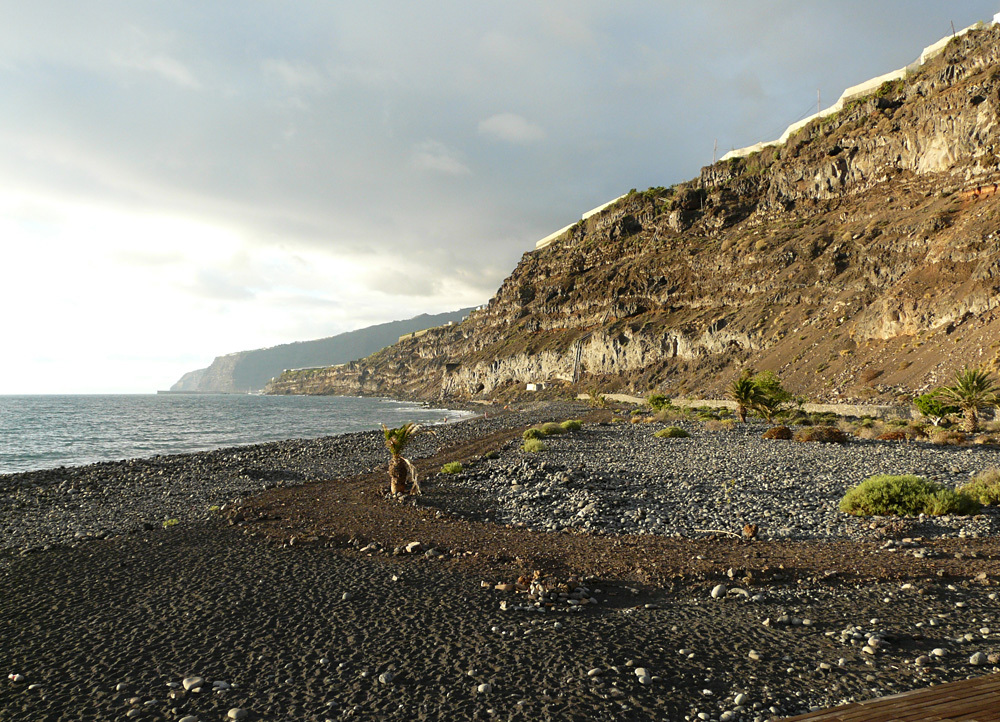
[267,26,1000,404]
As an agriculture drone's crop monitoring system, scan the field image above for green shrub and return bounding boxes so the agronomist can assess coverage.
[539,422,568,435]
[808,412,840,425]
[441,462,464,474]
[163,518,179,528]
[560,419,583,432]
[782,409,810,425]
[648,393,671,411]
[925,489,981,516]
[483,450,499,460]
[914,393,957,425]
[523,428,544,440]
[959,468,1000,505]
[839,475,980,517]
[794,426,848,444]
[654,426,690,439]
[523,438,547,453]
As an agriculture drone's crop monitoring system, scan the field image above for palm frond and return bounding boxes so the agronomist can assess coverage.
[382,422,420,457]
[938,368,999,407]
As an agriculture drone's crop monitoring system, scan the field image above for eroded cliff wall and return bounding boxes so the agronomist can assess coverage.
[267,26,1000,404]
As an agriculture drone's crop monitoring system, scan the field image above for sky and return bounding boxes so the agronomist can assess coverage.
[1,1,998,393]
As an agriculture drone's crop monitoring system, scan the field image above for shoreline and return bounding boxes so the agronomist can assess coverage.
[0,393,482,478]
[4,402,1000,720]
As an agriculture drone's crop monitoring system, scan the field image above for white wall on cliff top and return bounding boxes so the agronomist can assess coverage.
[720,20,989,162]
[534,195,627,250]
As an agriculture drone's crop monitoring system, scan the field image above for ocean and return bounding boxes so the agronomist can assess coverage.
[0,394,474,476]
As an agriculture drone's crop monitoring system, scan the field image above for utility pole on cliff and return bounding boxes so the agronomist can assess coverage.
[713,138,717,164]
[817,89,821,114]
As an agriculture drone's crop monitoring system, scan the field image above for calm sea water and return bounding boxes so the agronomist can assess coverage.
[0,394,474,475]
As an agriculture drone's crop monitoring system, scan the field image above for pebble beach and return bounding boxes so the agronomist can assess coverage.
[4,403,1000,721]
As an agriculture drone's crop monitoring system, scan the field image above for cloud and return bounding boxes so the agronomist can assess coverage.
[410,140,471,175]
[477,113,545,144]
[111,52,201,89]
[184,269,256,301]
[363,266,441,297]
[261,58,326,92]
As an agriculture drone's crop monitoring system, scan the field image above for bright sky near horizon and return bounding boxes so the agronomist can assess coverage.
[2,1,998,393]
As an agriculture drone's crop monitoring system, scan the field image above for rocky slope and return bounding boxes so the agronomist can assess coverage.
[169,309,473,393]
[268,26,1000,404]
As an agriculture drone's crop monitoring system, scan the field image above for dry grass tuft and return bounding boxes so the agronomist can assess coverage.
[762,426,793,440]
[930,430,968,446]
[794,426,848,444]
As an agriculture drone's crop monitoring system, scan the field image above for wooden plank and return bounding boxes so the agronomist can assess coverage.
[780,673,1000,721]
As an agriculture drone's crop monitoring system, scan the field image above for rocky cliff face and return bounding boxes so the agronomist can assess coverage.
[169,309,473,393]
[267,26,1000,404]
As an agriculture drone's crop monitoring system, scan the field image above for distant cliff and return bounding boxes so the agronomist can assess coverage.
[168,309,475,393]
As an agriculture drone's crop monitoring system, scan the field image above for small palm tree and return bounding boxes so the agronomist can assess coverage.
[752,394,785,425]
[938,368,999,433]
[382,423,421,495]
[728,372,761,423]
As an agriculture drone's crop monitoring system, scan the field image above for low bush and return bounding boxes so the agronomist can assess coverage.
[441,462,463,474]
[654,426,690,439]
[930,430,967,446]
[560,419,583,432]
[483,450,499,460]
[704,419,735,432]
[539,422,568,435]
[924,489,980,516]
[794,426,848,443]
[839,474,980,517]
[647,393,671,411]
[523,438,547,453]
[809,412,841,425]
[653,408,688,422]
[762,426,793,440]
[523,428,544,440]
[782,409,810,426]
[876,430,907,442]
[959,468,1000,505]
[975,435,1000,445]
[163,518,179,528]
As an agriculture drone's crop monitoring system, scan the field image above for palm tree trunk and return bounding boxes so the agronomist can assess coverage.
[736,406,747,423]
[389,456,409,494]
[965,408,979,433]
